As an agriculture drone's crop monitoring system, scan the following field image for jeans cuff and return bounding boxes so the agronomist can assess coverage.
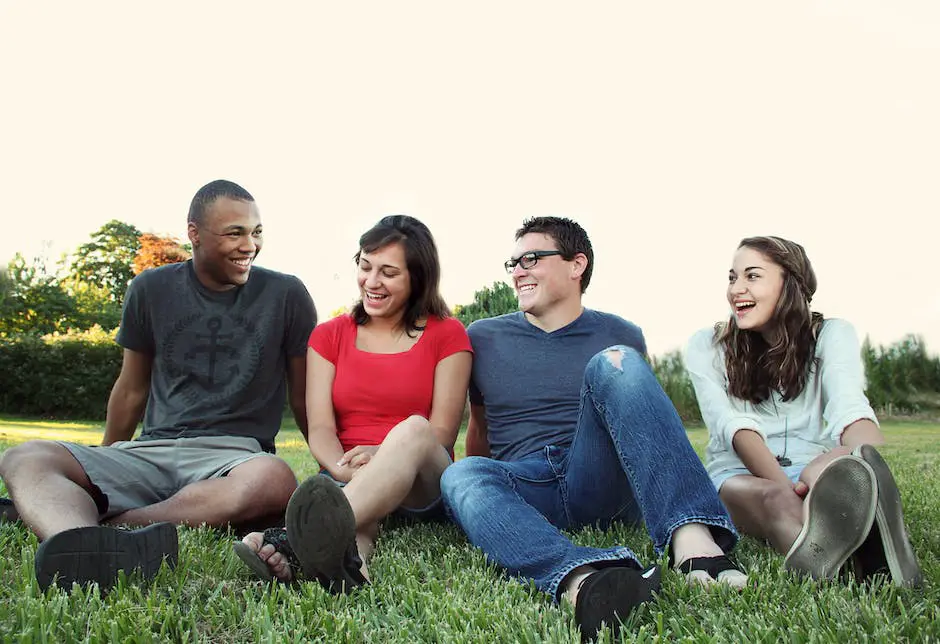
[547,546,641,603]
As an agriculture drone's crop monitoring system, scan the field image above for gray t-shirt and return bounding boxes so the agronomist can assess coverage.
[117,261,317,452]
[468,309,646,461]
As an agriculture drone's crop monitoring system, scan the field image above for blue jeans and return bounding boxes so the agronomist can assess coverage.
[441,346,738,600]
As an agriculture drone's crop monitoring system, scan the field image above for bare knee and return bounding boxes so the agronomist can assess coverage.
[227,456,297,519]
[604,348,623,370]
[592,345,644,373]
[249,457,297,501]
[0,441,84,484]
[382,415,436,454]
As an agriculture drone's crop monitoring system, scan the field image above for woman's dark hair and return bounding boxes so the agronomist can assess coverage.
[715,235,824,403]
[351,215,451,335]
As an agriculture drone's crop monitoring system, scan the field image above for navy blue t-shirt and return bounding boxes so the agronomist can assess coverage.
[117,261,317,452]
[468,309,646,461]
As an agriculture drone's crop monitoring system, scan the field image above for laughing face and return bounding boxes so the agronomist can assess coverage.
[727,245,785,335]
[357,242,411,322]
[189,197,262,291]
[510,232,580,317]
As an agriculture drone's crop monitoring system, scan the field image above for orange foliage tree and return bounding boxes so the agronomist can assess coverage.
[132,233,192,275]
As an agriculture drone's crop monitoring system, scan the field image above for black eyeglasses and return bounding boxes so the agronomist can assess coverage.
[504,250,563,274]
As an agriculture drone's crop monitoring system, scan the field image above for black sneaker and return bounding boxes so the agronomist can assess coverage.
[34,523,178,592]
[575,565,660,641]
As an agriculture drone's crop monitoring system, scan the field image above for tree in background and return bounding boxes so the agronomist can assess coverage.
[62,278,122,332]
[0,252,78,335]
[862,334,940,413]
[133,233,191,274]
[68,220,142,304]
[1,220,148,335]
[454,281,518,326]
[0,269,13,312]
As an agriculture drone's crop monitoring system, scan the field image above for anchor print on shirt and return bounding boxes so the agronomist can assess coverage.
[162,312,262,406]
[185,317,240,391]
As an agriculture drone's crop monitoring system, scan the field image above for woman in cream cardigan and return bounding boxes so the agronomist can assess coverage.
[684,235,920,587]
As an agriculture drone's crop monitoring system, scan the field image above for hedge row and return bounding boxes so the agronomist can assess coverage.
[1,329,938,422]
[0,327,121,420]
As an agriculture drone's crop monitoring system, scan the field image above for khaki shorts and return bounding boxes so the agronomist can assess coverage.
[60,435,271,519]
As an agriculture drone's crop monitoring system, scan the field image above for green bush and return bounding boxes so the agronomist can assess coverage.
[2,321,939,422]
[652,335,940,422]
[862,334,940,414]
[0,326,121,420]
[651,351,703,424]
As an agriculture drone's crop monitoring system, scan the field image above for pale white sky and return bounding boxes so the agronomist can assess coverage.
[2,1,937,356]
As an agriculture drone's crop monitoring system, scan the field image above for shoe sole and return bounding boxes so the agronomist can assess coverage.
[34,523,178,592]
[575,565,660,641]
[232,540,274,581]
[853,444,923,587]
[784,455,876,580]
[285,476,357,592]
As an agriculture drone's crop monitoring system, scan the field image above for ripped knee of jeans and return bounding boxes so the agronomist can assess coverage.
[603,347,624,371]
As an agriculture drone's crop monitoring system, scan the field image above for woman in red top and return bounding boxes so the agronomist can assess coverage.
[235,215,472,589]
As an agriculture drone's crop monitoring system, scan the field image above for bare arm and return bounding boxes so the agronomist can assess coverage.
[427,351,473,451]
[732,429,793,486]
[102,349,152,445]
[304,347,355,482]
[286,354,309,441]
[798,418,886,487]
[465,403,490,458]
[840,418,884,448]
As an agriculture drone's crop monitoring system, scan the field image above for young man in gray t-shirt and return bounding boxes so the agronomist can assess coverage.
[0,180,317,592]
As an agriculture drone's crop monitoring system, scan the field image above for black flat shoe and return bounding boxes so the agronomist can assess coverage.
[575,565,660,641]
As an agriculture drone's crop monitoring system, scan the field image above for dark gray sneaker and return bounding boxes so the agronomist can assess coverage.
[34,523,178,592]
[286,476,366,593]
[850,444,923,587]
[784,455,877,580]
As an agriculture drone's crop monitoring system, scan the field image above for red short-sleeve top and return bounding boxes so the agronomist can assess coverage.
[308,314,472,452]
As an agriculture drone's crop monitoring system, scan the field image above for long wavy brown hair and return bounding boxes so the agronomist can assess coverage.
[715,236,824,403]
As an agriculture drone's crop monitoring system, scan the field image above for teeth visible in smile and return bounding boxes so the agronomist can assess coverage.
[366,292,387,301]
[735,301,755,310]
[518,284,536,292]
[232,258,252,267]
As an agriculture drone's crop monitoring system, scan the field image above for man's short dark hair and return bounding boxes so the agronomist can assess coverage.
[187,180,254,225]
[515,216,594,293]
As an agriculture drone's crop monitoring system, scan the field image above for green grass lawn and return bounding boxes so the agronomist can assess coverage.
[0,416,937,642]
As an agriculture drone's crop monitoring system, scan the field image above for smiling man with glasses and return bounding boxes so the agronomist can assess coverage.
[441,216,747,641]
